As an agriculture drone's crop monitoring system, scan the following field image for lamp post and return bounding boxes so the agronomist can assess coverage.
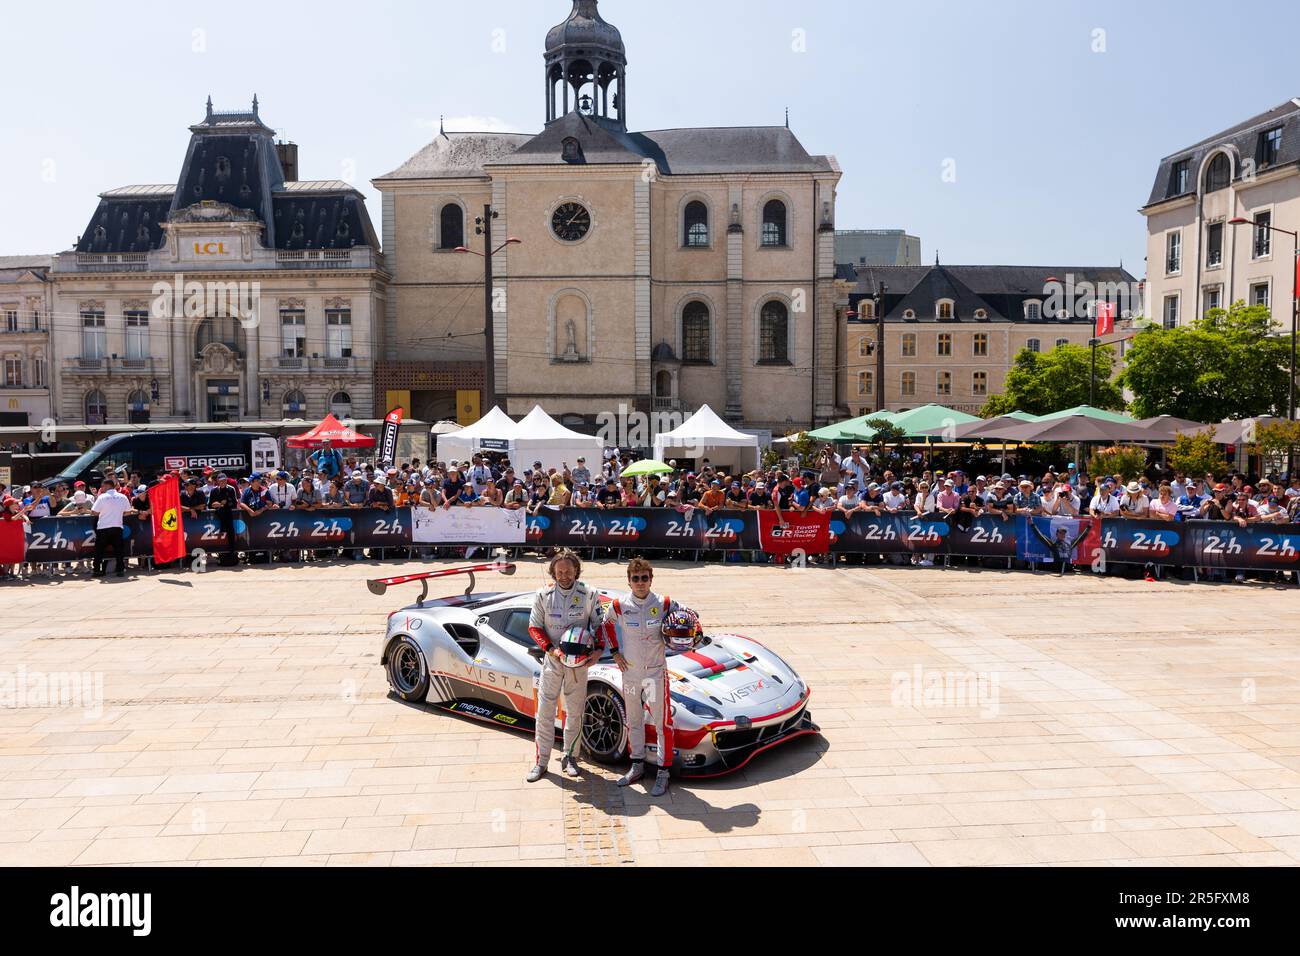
[455,208,521,416]
[1228,216,1298,478]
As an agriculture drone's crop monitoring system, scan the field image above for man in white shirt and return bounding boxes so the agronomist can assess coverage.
[842,450,869,487]
[91,477,135,578]
[882,481,908,513]
[1089,481,1122,517]
[266,471,297,509]
[468,455,494,494]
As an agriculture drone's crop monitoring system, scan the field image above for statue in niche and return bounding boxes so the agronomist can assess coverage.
[560,318,581,361]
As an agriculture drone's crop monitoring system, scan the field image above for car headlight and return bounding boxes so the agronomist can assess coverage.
[670,692,722,719]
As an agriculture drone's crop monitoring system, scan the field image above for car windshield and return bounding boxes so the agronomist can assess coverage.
[60,440,114,478]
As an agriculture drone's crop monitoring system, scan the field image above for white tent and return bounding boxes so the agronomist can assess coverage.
[512,406,605,475]
[434,406,519,464]
[653,404,761,472]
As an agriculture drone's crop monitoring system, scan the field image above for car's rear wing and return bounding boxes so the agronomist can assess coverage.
[366,561,517,606]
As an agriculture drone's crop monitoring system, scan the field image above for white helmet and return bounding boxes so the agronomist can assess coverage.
[557,624,597,668]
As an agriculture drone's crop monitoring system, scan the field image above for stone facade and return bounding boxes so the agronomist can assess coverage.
[0,257,54,425]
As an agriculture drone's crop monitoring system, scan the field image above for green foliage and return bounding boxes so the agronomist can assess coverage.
[863,418,906,448]
[980,342,1124,417]
[1166,430,1226,479]
[1121,301,1292,422]
[764,430,819,470]
[1087,445,1149,482]
[1250,420,1300,459]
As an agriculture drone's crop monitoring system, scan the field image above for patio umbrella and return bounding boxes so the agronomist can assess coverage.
[808,413,890,443]
[1185,417,1287,445]
[921,411,1039,440]
[1035,404,1137,425]
[886,404,981,439]
[1133,415,1208,441]
[992,414,1155,444]
[620,459,674,477]
[286,413,376,449]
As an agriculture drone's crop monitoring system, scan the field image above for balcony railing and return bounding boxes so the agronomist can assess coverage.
[71,252,149,272]
[275,249,360,269]
[66,357,106,371]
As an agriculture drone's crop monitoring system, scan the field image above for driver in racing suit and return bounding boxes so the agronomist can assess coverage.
[525,549,608,783]
[607,557,685,797]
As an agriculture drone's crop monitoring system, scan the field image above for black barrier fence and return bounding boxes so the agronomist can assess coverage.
[15,507,1300,575]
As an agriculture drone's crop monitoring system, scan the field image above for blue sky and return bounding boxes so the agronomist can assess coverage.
[3,0,1299,275]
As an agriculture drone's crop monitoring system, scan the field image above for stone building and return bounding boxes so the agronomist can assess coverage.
[0,256,54,426]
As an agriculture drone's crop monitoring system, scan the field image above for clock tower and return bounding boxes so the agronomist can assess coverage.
[545,0,627,131]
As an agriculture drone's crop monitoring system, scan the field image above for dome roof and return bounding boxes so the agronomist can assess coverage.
[545,0,625,61]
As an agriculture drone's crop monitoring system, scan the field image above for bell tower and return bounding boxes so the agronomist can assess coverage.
[544,0,627,131]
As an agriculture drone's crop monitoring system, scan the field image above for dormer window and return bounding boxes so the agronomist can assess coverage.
[974,308,987,320]
[1204,153,1231,193]
[1024,300,1042,321]
[936,299,954,320]
[1170,159,1190,196]
[1259,127,1283,167]
[902,309,916,320]
[560,137,584,163]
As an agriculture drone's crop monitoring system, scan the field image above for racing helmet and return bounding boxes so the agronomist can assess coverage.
[661,609,702,654]
[557,624,598,668]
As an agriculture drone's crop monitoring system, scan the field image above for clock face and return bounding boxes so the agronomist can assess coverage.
[551,202,591,242]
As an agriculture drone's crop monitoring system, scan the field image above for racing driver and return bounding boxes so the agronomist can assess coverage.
[525,548,609,783]
[607,557,690,797]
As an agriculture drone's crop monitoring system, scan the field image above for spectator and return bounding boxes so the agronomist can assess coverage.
[367,475,394,511]
[546,473,571,508]
[207,473,241,565]
[468,455,493,494]
[296,471,320,510]
[699,480,726,514]
[91,477,135,579]
[1013,479,1042,516]
[1149,483,1180,521]
[1090,481,1121,518]
[571,457,592,487]
[180,477,207,520]
[882,481,908,513]
[1118,480,1150,519]
[596,477,621,509]
[480,479,503,508]
[240,475,272,517]
[321,478,346,509]
[266,471,297,510]
[813,488,836,513]
[503,480,528,510]
[935,479,961,518]
[344,470,370,508]
[2,495,32,580]
[725,480,748,510]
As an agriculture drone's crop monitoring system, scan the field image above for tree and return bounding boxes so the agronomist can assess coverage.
[1249,420,1300,476]
[1166,429,1226,478]
[1087,445,1149,481]
[1121,301,1291,422]
[979,342,1124,417]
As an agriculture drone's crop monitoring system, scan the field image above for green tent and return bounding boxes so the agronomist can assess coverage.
[1036,404,1135,425]
[886,404,981,439]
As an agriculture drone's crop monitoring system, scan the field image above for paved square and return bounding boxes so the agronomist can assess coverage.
[2,560,1299,867]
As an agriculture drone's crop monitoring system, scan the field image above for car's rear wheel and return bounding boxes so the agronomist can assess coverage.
[386,636,429,703]
[581,684,627,764]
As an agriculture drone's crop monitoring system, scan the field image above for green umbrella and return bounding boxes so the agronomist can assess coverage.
[1036,404,1136,425]
[808,412,893,442]
[886,404,981,439]
[620,459,674,477]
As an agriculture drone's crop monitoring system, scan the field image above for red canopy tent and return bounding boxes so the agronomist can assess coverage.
[286,414,376,449]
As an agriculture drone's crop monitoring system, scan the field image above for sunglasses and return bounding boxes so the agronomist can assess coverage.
[629,574,652,583]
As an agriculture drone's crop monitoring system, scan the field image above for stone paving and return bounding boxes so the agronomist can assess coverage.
[1,557,1299,867]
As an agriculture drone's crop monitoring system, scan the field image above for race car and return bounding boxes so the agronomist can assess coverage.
[372,563,819,777]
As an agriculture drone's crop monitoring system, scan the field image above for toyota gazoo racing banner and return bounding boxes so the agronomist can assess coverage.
[526,506,755,551]
[1178,521,1300,572]
[757,510,831,556]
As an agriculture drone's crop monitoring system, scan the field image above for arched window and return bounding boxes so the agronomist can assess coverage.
[901,371,916,397]
[1205,153,1231,193]
[858,300,875,320]
[85,389,108,425]
[681,301,711,363]
[683,201,709,247]
[283,389,306,416]
[1026,338,1041,353]
[901,333,917,357]
[195,316,246,357]
[655,370,671,398]
[440,203,464,250]
[330,391,352,419]
[761,200,787,247]
[758,300,789,363]
[127,388,150,424]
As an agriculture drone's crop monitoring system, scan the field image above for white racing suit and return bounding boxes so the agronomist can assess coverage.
[528,581,607,765]
[607,592,681,768]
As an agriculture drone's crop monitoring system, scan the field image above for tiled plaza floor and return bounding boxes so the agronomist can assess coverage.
[2,557,1298,867]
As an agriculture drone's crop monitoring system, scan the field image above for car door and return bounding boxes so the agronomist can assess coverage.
[477,605,545,717]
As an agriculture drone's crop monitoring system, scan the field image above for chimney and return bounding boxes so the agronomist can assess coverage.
[276,141,299,183]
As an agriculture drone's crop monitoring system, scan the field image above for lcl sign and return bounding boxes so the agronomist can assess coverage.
[193,240,232,255]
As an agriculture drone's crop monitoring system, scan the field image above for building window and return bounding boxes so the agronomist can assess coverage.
[3,356,20,387]
[1024,301,1041,321]
[857,370,873,395]
[439,203,464,250]
[858,337,872,358]
[1163,295,1179,329]
[3,310,16,332]
[936,333,952,356]
[1170,159,1190,196]
[936,300,954,320]
[32,354,45,387]
[682,301,711,362]
[280,309,306,358]
[1206,222,1224,267]
[1026,338,1041,353]
[1055,338,1069,348]
[761,200,787,247]
[858,300,875,320]
[973,333,988,356]
[1165,231,1181,274]
[81,310,106,359]
[31,310,41,331]
[683,201,709,247]
[127,388,150,424]
[125,310,149,361]
[901,371,916,397]
[326,309,353,358]
[937,371,951,396]
[1251,283,1270,309]
[1259,127,1283,167]
[901,333,917,357]
[974,308,987,320]
[1254,211,1272,258]
[330,391,352,419]
[1204,286,1222,315]
[902,309,916,320]
[85,389,108,425]
[972,371,987,396]
[758,300,789,363]
[1204,153,1231,192]
[283,389,306,415]
[195,315,245,357]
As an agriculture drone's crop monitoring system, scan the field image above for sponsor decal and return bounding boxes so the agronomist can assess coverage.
[163,454,247,471]
[404,616,422,631]
[453,661,527,694]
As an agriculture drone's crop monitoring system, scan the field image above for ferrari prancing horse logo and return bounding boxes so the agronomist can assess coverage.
[161,508,179,532]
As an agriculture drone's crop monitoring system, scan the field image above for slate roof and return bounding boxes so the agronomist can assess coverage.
[376,131,537,180]
[851,265,1138,322]
[1144,98,1300,208]
[0,255,55,273]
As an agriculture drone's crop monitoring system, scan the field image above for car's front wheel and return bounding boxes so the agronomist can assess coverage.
[386,636,429,703]
[581,684,627,764]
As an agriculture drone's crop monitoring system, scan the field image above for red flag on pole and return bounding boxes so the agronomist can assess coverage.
[148,474,186,565]
[1095,301,1116,338]
[0,519,25,564]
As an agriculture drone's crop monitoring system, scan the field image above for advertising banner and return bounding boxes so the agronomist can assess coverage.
[413,506,526,544]
[1178,521,1300,572]
[757,510,830,556]
[1018,516,1102,565]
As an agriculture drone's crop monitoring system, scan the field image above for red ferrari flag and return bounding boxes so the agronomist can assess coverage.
[148,474,186,564]
[1095,301,1116,338]
[0,517,25,564]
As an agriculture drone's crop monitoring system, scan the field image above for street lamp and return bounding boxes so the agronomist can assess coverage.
[455,213,522,416]
[1228,216,1298,478]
